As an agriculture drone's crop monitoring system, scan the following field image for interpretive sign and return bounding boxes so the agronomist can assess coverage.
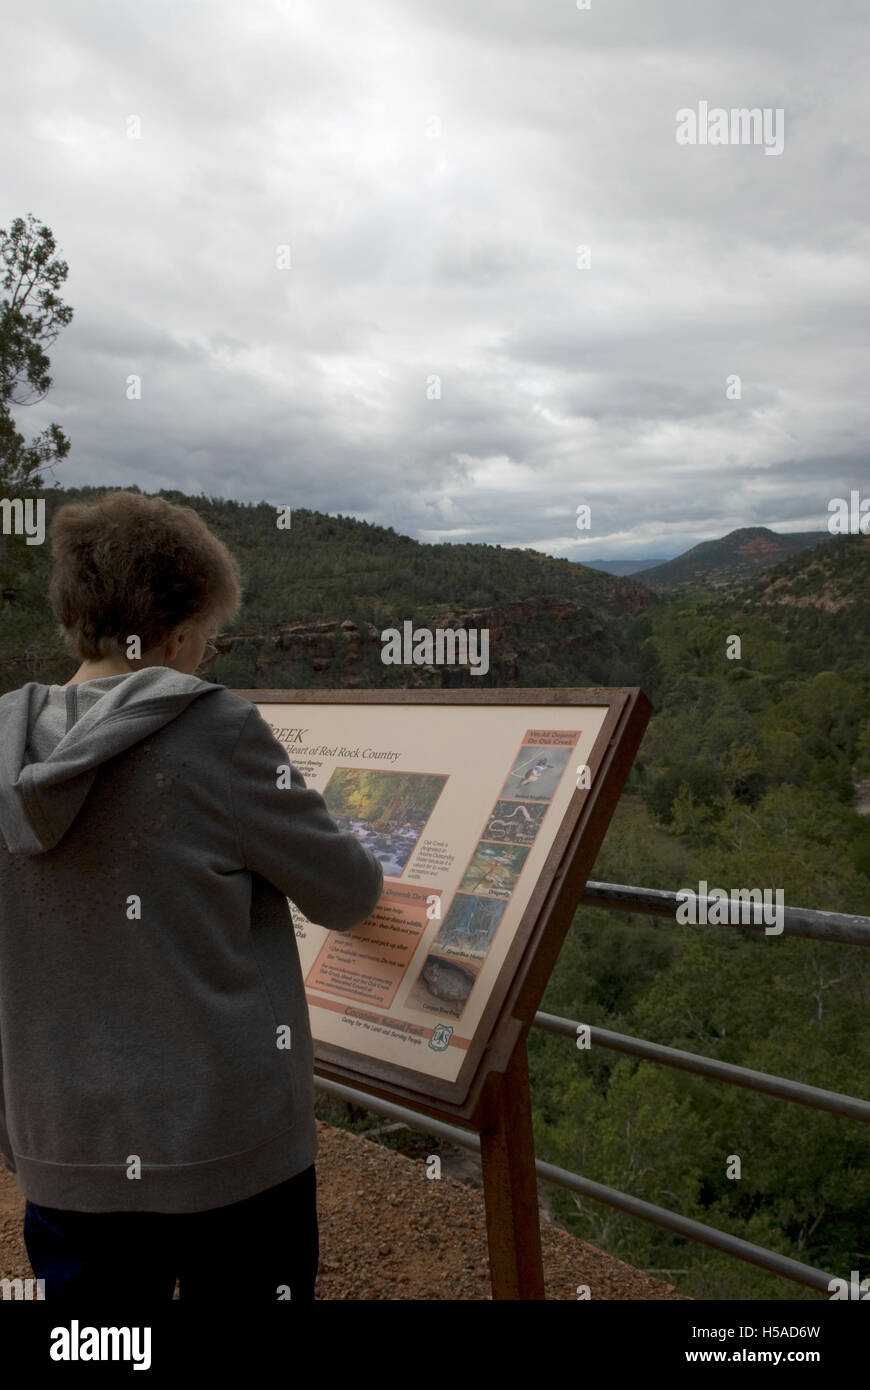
[236,689,650,1119]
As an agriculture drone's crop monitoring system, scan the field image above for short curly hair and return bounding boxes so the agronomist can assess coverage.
[48,490,242,663]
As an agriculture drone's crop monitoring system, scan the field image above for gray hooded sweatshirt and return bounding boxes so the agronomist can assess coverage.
[0,667,383,1213]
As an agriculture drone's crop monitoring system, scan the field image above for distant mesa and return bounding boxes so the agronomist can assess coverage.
[586,527,832,593]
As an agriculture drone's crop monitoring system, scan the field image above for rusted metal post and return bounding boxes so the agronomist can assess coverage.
[478,1036,545,1300]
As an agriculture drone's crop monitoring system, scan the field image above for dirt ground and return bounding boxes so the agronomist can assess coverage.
[0,1120,688,1300]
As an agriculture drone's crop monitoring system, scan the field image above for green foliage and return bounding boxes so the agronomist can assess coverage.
[0,214,73,495]
[0,215,73,605]
[530,534,870,1299]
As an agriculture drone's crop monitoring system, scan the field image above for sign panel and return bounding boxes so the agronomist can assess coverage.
[236,689,650,1114]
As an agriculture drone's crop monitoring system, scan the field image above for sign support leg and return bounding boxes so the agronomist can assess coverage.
[478,1036,546,1300]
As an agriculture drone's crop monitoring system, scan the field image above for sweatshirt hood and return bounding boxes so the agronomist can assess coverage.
[0,667,224,856]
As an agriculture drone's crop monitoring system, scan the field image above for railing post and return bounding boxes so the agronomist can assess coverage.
[477,1034,546,1300]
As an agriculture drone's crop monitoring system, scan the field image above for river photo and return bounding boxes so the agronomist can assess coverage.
[323,767,448,876]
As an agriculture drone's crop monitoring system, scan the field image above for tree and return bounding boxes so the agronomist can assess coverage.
[0,213,74,493]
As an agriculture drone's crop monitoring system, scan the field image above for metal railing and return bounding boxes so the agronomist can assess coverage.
[314,881,870,1297]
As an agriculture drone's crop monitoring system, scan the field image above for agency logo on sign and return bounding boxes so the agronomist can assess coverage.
[429,1023,453,1052]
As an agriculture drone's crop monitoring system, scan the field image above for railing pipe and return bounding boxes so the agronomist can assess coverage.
[581,881,870,947]
[534,1012,870,1123]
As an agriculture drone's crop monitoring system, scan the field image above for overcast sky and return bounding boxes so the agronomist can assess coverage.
[3,0,867,560]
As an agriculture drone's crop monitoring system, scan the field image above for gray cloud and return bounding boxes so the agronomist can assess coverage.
[3,0,866,561]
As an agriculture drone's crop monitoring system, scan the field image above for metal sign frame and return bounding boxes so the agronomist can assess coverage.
[235,688,650,1114]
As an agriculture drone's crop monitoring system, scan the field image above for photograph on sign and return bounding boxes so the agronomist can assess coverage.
[251,698,610,1087]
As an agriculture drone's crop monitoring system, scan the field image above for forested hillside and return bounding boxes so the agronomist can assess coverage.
[0,486,654,692]
[1,486,867,1300]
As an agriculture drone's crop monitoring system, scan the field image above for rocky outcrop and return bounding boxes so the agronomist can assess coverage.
[202,597,617,686]
[209,617,380,685]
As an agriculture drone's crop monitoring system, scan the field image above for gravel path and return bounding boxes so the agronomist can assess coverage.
[0,1120,687,1301]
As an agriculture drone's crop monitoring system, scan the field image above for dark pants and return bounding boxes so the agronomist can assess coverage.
[23,1163,319,1303]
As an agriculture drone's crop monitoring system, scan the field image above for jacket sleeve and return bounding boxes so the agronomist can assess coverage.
[230,704,383,931]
